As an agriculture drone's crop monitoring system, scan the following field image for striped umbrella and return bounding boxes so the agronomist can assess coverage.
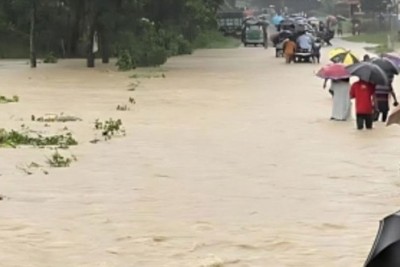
[330,50,359,65]
[328,47,346,58]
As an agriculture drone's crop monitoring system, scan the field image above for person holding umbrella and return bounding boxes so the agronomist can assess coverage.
[317,63,352,120]
[347,62,389,130]
[350,80,376,130]
[374,75,399,122]
[369,57,399,122]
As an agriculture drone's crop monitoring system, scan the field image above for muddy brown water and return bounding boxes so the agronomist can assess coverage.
[0,39,400,267]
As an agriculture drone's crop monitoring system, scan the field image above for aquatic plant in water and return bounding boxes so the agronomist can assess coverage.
[94,119,126,140]
[0,95,19,103]
[47,150,77,167]
[0,128,78,148]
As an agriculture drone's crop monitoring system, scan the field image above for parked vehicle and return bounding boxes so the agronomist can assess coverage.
[217,11,243,37]
[242,19,267,47]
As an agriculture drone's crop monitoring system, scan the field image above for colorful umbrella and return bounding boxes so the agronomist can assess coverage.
[316,63,350,80]
[382,53,400,68]
[330,50,359,65]
[370,57,399,76]
[328,47,347,59]
[346,62,388,85]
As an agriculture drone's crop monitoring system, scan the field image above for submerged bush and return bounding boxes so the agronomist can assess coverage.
[43,52,58,63]
[116,50,136,71]
[47,150,77,167]
[0,95,19,103]
[0,128,78,148]
[145,47,168,66]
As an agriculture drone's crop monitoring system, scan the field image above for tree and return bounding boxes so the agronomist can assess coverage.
[0,0,227,67]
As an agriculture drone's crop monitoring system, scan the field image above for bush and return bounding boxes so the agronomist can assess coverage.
[160,31,193,56]
[43,52,58,63]
[177,35,193,55]
[145,47,168,66]
[116,50,136,71]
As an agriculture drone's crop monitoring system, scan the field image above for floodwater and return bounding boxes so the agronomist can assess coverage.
[1,39,400,267]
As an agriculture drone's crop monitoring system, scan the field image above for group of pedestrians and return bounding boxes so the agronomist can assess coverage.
[325,55,398,130]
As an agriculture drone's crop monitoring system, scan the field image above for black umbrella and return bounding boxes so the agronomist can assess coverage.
[370,57,399,76]
[365,210,400,267]
[346,62,388,85]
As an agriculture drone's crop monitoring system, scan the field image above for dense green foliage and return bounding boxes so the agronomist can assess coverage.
[0,0,226,67]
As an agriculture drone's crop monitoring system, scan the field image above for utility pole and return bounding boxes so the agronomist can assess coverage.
[389,0,399,50]
[30,0,37,68]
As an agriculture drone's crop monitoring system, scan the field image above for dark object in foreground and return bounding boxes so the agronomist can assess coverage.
[365,210,400,267]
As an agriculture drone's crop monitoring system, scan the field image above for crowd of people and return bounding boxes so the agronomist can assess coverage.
[324,55,398,130]
[271,14,336,64]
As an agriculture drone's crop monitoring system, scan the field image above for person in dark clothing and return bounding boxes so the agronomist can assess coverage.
[374,76,399,122]
[319,21,325,32]
[312,41,321,63]
[324,30,334,46]
[337,21,343,36]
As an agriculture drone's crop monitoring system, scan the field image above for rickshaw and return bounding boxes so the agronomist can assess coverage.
[293,32,316,63]
[242,19,267,47]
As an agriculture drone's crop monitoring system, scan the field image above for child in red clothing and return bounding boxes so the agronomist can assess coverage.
[350,80,376,130]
